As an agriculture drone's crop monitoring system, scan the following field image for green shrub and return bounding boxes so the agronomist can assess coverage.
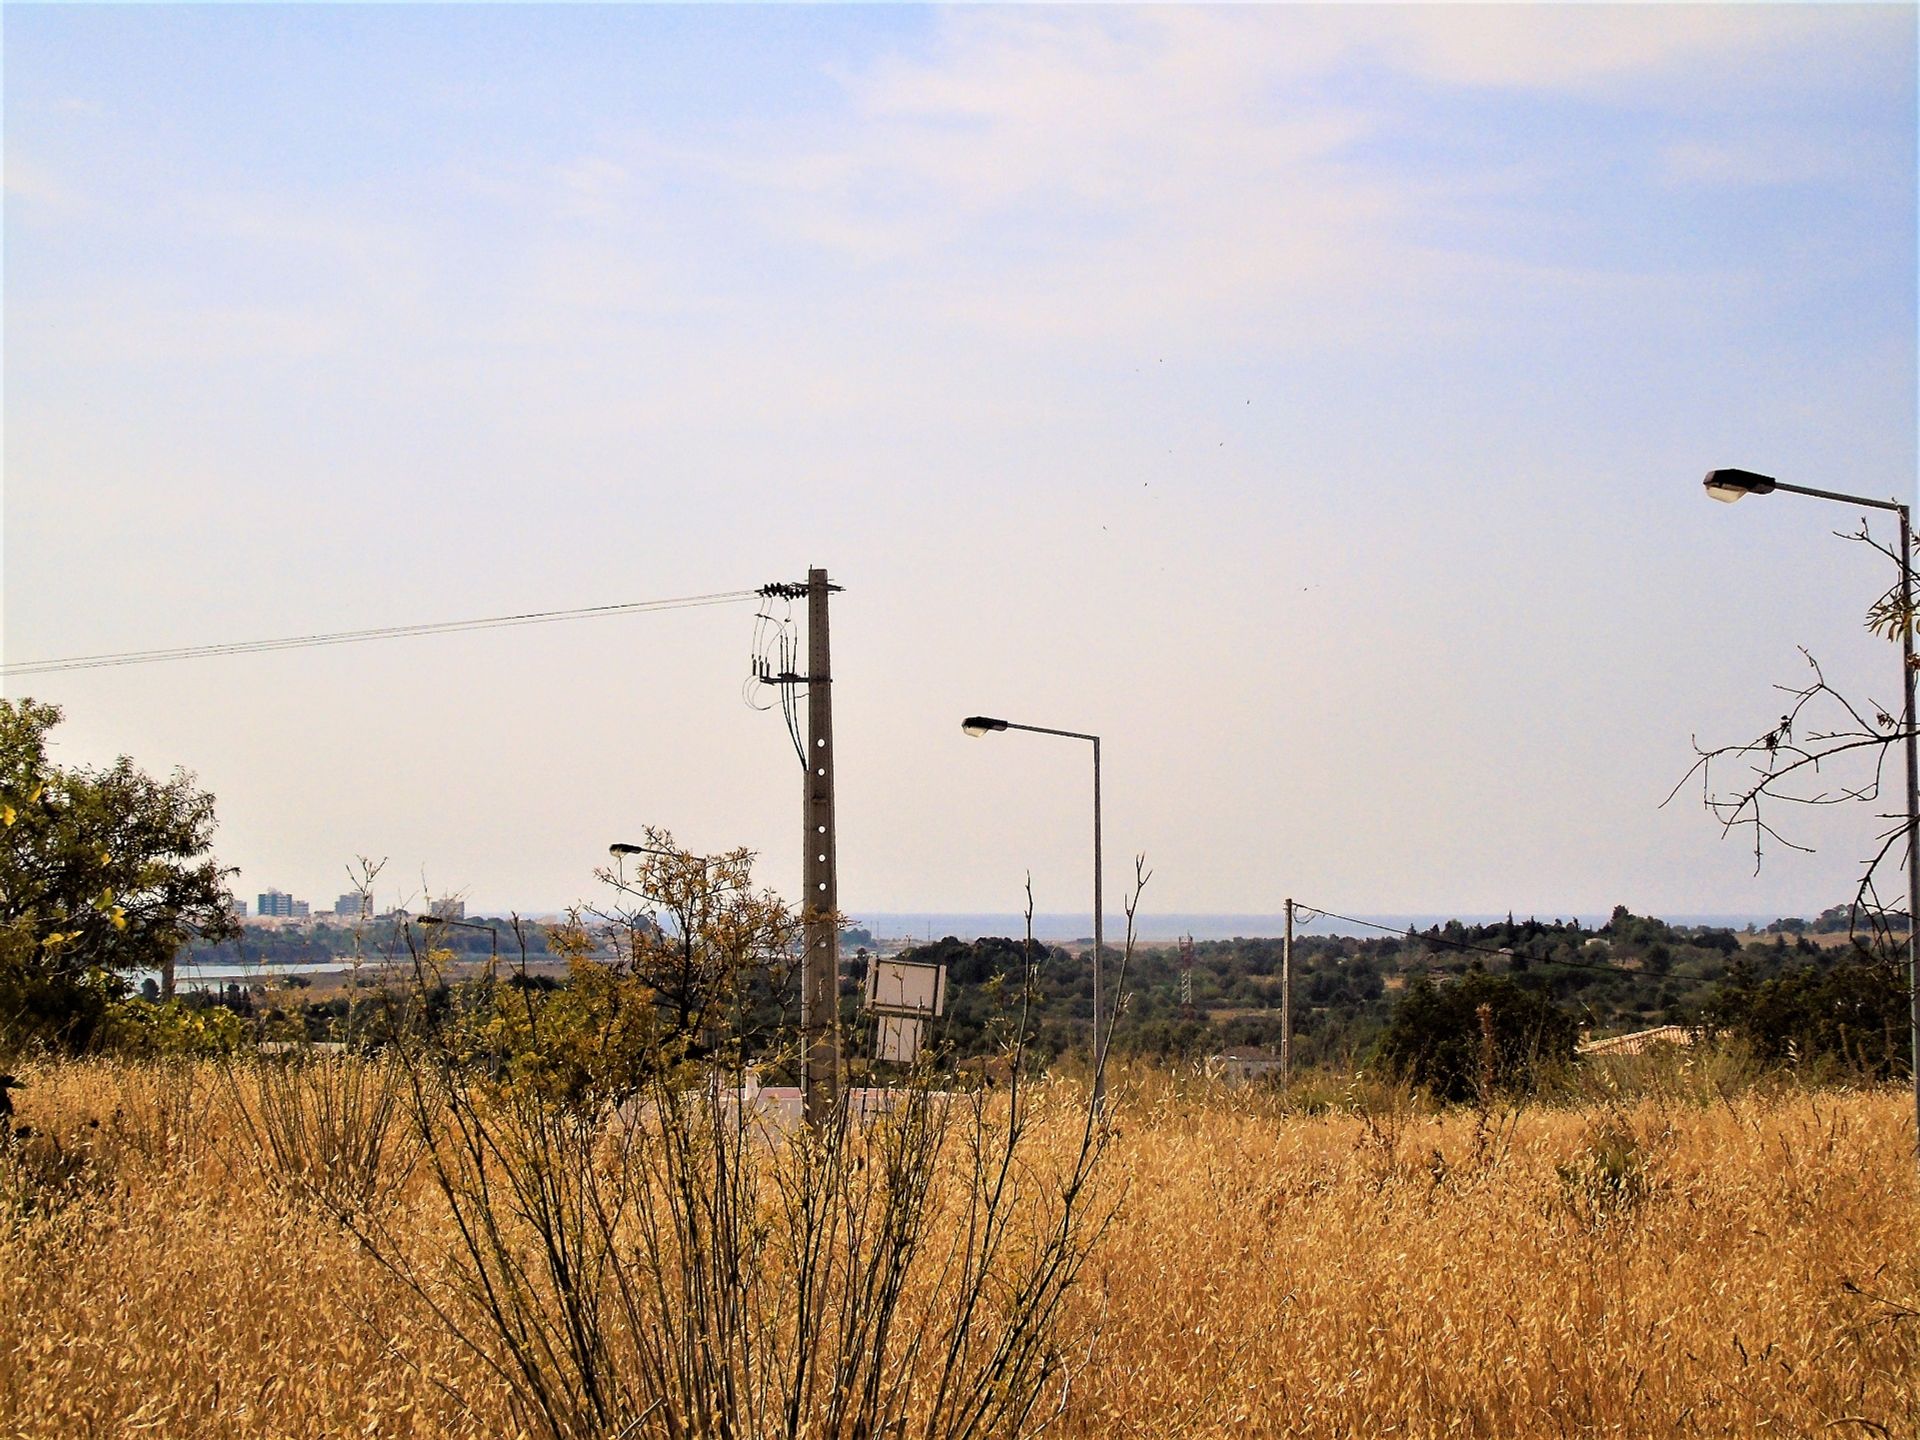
[1374,970,1579,1102]
[98,997,245,1058]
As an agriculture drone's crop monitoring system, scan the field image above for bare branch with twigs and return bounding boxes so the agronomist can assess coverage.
[1666,569,1914,963]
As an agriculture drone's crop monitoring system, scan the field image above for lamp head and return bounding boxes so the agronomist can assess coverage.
[961,715,1009,737]
[1703,468,1777,504]
[417,914,445,926]
[608,843,646,857]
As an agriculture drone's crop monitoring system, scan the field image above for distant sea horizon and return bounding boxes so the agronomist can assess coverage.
[843,910,1791,944]
[163,906,1810,988]
[449,905,1819,944]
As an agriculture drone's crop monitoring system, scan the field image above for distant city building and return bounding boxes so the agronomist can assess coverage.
[256,889,309,919]
[429,898,467,921]
[335,893,373,919]
[230,898,249,918]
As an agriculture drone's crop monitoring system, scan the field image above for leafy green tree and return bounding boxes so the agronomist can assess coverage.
[0,698,240,1047]
[1707,959,1910,1077]
[469,942,669,1104]
[1374,970,1580,1102]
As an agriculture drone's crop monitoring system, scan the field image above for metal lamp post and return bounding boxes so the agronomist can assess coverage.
[611,840,756,1073]
[1703,467,1918,1155]
[417,913,500,978]
[609,838,721,959]
[610,840,745,900]
[962,714,1108,1110]
[610,841,739,891]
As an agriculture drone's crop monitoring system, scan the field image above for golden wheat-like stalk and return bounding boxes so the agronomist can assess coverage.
[0,1057,1913,1438]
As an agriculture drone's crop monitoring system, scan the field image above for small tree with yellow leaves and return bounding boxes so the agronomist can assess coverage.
[593,827,804,1063]
[456,914,677,1104]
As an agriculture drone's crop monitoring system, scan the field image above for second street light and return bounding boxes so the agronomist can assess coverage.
[611,839,760,1080]
[1702,466,1918,1160]
[961,714,1109,1110]
[417,913,500,979]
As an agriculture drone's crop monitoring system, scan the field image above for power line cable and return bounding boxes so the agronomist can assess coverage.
[2,590,757,676]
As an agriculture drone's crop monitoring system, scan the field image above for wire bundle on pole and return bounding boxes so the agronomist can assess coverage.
[747,585,809,768]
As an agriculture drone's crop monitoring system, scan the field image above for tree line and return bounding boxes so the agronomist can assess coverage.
[3,697,1909,1101]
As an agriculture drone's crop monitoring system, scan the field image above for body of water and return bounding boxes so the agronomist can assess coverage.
[137,910,1787,987]
[135,959,414,992]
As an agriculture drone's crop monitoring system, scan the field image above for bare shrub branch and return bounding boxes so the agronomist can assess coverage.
[330,835,1119,1440]
[1666,642,1913,964]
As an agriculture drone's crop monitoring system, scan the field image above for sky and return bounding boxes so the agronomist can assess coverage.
[4,4,1915,927]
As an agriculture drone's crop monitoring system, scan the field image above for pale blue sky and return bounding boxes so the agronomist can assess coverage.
[5,4,1915,922]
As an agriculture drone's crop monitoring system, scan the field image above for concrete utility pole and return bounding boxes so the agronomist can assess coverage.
[801,567,842,1129]
[1091,734,1105,1111]
[1282,897,1294,1081]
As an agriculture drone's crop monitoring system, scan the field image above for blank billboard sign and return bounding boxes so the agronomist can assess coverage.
[875,1013,924,1064]
[864,958,946,1017]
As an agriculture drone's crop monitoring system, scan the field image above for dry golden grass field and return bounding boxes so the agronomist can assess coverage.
[1,1057,1915,1440]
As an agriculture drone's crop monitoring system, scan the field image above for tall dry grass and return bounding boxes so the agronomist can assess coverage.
[1,1054,1914,1438]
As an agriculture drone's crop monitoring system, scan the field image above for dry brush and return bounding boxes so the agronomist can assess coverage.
[0,1056,1915,1439]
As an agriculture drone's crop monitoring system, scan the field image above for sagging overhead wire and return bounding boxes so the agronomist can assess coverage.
[1292,903,1651,978]
[2,591,758,676]
[779,636,806,766]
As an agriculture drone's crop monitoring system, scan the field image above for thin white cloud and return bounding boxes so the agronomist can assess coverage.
[699,5,1897,349]
[555,156,635,218]
[702,8,1405,346]
[180,192,420,275]
[1659,133,1860,189]
[51,96,109,119]
[1377,4,1892,92]
[27,294,348,368]
[3,157,85,217]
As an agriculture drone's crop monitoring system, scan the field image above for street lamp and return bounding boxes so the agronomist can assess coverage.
[612,839,762,1081]
[1702,468,1778,502]
[961,714,1109,1110]
[1703,467,1917,1156]
[609,841,745,891]
[608,842,681,860]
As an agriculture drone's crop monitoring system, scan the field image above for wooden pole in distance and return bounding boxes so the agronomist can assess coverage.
[1282,897,1294,1081]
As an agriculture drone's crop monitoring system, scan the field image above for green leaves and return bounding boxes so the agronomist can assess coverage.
[1375,970,1581,1103]
[0,698,240,1048]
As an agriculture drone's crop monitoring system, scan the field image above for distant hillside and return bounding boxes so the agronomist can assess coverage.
[872,905,1884,1065]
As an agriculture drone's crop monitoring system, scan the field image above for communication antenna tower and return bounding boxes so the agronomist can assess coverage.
[1178,934,1196,1015]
